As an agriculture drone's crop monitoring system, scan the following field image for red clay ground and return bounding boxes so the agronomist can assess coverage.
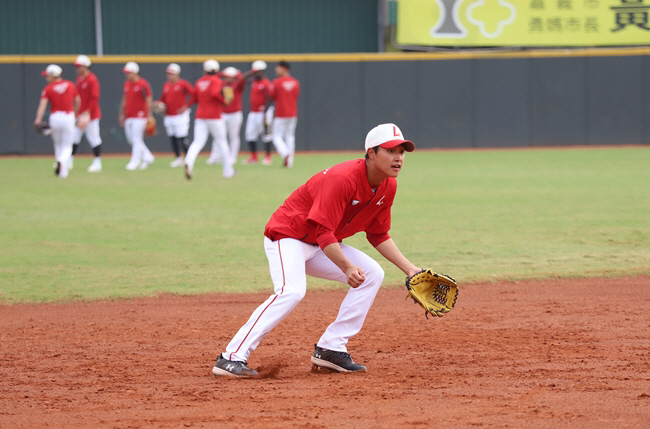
[1,276,649,429]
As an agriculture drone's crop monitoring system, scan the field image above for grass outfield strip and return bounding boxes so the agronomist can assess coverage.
[1,148,648,303]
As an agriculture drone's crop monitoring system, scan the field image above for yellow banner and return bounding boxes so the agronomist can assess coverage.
[397,0,650,46]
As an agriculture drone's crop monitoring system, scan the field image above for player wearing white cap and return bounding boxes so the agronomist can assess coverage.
[208,66,245,165]
[212,124,419,377]
[71,55,103,172]
[156,63,194,168]
[119,62,155,170]
[241,60,274,165]
[271,61,300,167]
[183,59,235,180]
[34,64,81,178]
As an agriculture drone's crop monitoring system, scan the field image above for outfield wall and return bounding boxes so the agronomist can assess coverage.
[2,50,649,155]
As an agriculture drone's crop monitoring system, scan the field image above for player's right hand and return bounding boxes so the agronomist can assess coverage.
[345,266,366,288]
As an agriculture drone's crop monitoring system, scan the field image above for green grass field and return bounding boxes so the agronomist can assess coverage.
[1,147,648,303]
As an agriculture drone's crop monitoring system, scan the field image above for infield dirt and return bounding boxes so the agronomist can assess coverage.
[1,276,649,428]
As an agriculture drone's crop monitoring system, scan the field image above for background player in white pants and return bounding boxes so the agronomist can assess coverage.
[184,60,235,180]
[34,64,80,178]
[242,60,274,165]
[119,62,155,170]
[212,67,245,165]
[212,123,420,377]
[156,63,194,167]
[71,55,103,173]
[271,60,300,168]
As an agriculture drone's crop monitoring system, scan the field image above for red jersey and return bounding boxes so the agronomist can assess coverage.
[271,75,300,117]
[123,78,152,118]
[190,75,227,119]
[249,77,272,112]
[222,74,245,114]
[41,80,78,113]
[76,72,101,120]
[159,79,194,116]
[264,159,394,249]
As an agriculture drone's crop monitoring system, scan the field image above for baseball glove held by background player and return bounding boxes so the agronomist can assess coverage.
[34,121,52,136]
[222,86,235,105]
[145,117,157,137]
[405,269,458,318]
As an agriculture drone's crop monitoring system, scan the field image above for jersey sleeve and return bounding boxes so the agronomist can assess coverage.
[183,81,194,104]
[211,78,225,104]
[86,78,99,114]
[144,81,152,97]
[235,75,246,92]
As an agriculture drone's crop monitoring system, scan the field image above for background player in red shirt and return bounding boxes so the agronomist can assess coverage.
[72,55,103,173]
[155,63,194,168]
[271,60,300,168]
[241,60,274,165]
[184,59,235,180]
[119,62,155,170]
[209,66,245,165]
[212,123,420,377]
[34,64,80,178]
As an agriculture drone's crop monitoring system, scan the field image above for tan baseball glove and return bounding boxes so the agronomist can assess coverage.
[222,86,235,105]
[145,117,157,137]
[405,269,458,318]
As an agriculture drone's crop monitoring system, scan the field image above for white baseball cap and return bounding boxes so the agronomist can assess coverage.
[41,64,62,77]
[74,55,91,67]
[203,59,220,73]
[364,123,415,152]
[222,67,238,77]
[123,62,139,74]
[166,63,181,74]
[251,60,267,71]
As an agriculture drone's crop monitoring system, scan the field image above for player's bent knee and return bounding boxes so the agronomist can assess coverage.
[364,261,384,286]
[282,288,306,305]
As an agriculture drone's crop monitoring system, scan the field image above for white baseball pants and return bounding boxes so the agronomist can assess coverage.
[163,110,190,138]
[222,111,243,162]
[224,237,384,362]
[73,119,102,147]
[49,112,75,177]
[272,116,297,162]
[185,118,234,177]
[244,110,273,143]
[124,118,154,166]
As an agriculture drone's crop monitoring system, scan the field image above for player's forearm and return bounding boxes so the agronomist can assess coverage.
[146,96,153,117]
[322,242,355,274]
[375,238,419,277]
[34,99,48,123]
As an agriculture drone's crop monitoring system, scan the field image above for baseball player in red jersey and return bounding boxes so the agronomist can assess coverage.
[156,63,194,168]
[212,123,420,377]
[34,64,80,178]
[119,62,155,170]
[71,55,102,173]
[208,67,245,165]
[241,60,274,165]
[271,60,300,168]
[184,59,235,180]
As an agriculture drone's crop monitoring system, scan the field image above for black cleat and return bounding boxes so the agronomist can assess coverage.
[310,344,367,373]
[55,162,61,176]
[184,163,192,180]
[212,354,258,378]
